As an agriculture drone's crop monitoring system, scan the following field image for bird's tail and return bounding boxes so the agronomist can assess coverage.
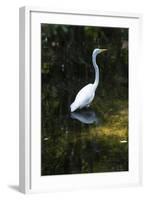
[70,102,78,112]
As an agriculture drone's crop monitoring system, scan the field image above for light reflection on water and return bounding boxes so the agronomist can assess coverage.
[70,110,99,125]
[41,100,128,176]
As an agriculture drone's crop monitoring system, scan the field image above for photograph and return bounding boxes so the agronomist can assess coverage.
[41,23,128,176]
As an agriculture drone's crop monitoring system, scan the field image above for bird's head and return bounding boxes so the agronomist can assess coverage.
[92,48,108,56]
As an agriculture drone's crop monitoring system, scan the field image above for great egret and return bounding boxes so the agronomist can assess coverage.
[70,48,107,112]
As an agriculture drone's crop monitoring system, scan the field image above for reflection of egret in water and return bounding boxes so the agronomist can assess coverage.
[70,110,100,125]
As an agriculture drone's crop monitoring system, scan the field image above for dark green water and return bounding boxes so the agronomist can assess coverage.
[41,86,128,175]
[41,24,128,176]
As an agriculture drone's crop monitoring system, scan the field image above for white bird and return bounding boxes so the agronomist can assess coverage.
[70,48,107,112]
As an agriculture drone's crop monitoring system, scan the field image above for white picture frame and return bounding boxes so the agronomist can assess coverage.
[19,6,142,194]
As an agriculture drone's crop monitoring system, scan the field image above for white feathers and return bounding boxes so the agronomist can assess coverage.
[70,48,107,112]
[70,102,78,112]
[70,84,95,112]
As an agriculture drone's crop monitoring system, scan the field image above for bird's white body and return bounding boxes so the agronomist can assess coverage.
[70,48,107,112]
[70,84,95,112]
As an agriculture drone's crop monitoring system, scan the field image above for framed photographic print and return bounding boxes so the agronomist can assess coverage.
[19,6,142,193]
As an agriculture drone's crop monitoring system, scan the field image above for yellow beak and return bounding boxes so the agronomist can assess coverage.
[100,49,108,53]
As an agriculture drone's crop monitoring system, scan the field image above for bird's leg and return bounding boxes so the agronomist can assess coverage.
[86,104,90,108]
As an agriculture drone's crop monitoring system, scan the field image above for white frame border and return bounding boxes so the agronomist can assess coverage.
[19,6,143,194]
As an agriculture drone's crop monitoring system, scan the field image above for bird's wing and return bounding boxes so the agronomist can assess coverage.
[74,84,94,107]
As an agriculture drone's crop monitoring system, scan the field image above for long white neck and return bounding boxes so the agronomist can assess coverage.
[92,52,99,90]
